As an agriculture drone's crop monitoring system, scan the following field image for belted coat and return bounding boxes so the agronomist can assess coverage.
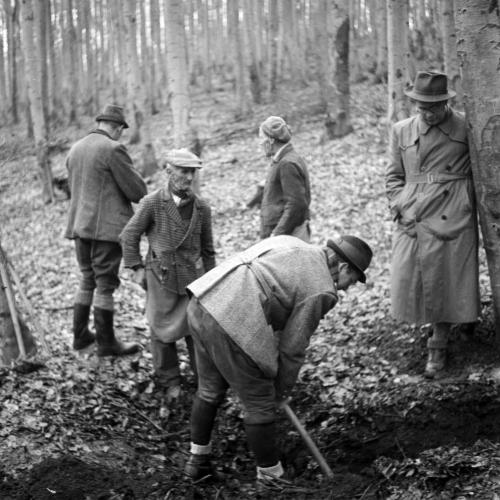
[65,130,147,242]
[386,108,480,324]
[187,235,338,396]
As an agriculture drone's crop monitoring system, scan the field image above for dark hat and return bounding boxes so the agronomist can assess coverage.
[404,71,456,103]
[327,235,373,283]
[165,148,203,169]
[260,116,292,143]
[95,104,129,128]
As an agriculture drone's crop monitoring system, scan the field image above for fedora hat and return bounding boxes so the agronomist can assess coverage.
[95,104,129,128]
[404,71,456,103]
[165,148,203,169]
[327,235,373,283]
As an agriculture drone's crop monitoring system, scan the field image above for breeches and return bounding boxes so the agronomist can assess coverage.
[187,298,277,424]
[74,238,121,297]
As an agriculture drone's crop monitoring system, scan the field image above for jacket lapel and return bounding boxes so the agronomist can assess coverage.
[175,197,201,249]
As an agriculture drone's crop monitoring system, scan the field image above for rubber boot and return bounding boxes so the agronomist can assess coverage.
[72,303,96,350]
[94,307,140,357]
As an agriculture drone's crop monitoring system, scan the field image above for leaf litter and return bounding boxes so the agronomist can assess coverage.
[1,82,500,499]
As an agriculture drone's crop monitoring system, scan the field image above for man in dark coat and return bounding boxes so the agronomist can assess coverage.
[183,234,373,485]
[120,149,216,402]
[65,104,147,356]
[259,116,311,241]
[386,71,480,378]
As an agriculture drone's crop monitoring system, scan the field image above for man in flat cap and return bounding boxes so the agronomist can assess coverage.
[386,70,480,378]
[120,149,215,403]
[65,104,147,357]
[257,116,311,241]
[183,234,372,485]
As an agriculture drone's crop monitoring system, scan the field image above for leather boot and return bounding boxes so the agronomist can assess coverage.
[72,303,96,350]
[184,453,214,480]
[94,307,140,357]
[424,348,446,378]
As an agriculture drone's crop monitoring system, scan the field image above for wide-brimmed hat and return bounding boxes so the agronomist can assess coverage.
[95,104,129,128]
[260,116,292,143]
[327,235,373,283]
[165,148,203,169]
[404,71,456,103]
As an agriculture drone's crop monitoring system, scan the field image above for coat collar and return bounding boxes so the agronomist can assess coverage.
[417,108,465,142]
[158,188,201,248]
[90,129,113,140]
[272,142,294,163]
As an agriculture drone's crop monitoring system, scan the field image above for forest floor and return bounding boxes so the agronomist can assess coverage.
[2,82,500,500]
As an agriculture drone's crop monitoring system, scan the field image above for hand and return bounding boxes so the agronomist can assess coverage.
[276,395,292,410]
[132,267,147,290]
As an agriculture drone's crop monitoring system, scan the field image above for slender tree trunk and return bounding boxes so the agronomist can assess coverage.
[455,0,500,336]
[374,0,388,83]
[4,0,19,123]
[440,0,463,107]
[165,0,193,146]
[387,0,411,124]
[0,14,7,121]
[64,0,78,124]
[244,0,262,103]
[268,0,278,98]
[19,0,54,203]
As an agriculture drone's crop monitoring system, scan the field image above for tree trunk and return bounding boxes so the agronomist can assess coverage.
[227,0,249,116]
[244,0,262,104]
[165,0,194,146]
[454,0,500,336]
[4,0,19,123]
[374,0,388,83]
[268,0,278,98]
[64,0,78,124]
[0,14,7,121]
[0,245,36,365]
[440,0,463,107]
[387,0,411,124]
[19,0,54,203]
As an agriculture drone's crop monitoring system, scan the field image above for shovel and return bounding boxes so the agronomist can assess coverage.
[282,402,334,479]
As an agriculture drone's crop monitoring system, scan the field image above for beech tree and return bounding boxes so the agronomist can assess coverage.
[455,0,500,335]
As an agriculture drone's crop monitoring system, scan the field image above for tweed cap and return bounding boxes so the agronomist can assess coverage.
[327,235,373,283]
[260,116,292,143]
[165,148,203,168]
[95,104,129,128]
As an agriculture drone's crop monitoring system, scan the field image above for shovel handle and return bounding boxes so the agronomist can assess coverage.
[282,403,334,479]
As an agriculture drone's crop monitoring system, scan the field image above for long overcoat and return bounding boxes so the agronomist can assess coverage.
[386,108,480,324]
[65,130,147,242]
[187,236,337,396]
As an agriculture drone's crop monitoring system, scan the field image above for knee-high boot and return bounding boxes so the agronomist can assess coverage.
[94,307,140,357]
[72,303,96,350]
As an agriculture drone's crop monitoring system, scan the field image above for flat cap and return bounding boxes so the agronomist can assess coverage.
[165,148,203,168]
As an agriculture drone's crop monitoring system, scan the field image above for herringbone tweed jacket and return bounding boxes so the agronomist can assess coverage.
[120,188,215,295]
[188,235,338,395]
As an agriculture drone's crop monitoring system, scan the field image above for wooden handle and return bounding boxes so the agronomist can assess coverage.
[282,403,334,479]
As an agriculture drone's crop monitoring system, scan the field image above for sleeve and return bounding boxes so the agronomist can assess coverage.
[200,204,216,272]
[109,144,147,203]
[119,197,153,268]
[274,292,338,397]
[385,125,406,220]
[273,162,308,235]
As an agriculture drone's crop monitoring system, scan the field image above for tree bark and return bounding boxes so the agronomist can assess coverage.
[268,0,278,98]
[19,0,53,203]
[454,0,500,336]
[440,0,463,107]
[387,0,411,124]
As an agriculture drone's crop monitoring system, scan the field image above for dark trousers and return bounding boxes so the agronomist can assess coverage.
[74,238,122,310]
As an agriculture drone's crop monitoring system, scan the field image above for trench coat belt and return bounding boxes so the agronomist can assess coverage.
[406,172,470,184]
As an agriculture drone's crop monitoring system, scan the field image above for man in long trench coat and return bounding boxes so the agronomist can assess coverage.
[386,70,480,378]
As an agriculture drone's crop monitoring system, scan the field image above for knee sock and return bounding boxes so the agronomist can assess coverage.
[191,396,219,446]
[244,421,279,468]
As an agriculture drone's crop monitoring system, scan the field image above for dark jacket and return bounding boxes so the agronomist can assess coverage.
[65,130,147,242]
[120,188,216,295]
[260,143,311,238]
